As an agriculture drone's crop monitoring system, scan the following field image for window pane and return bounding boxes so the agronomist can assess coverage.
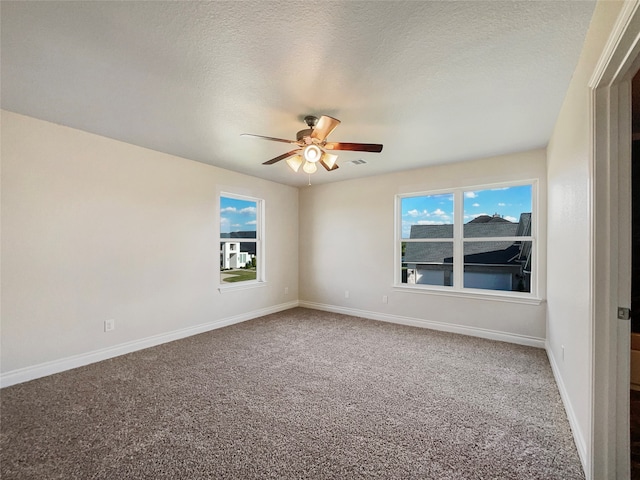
[401,194,454,239]
[463,241,532,292]
[220,241,257,283]
[220,196,257,239]
[463,185,532,238]
[402,241,453,286]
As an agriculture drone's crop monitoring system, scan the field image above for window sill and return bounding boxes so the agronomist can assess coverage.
[218,281,267,293]
[392,285,545,305]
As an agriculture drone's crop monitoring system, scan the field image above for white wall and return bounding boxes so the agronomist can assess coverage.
[1,110,298,378]
[299,149,547,344]
[546,0,623,473]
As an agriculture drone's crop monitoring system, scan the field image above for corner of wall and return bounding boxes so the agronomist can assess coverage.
[545,340,589,477]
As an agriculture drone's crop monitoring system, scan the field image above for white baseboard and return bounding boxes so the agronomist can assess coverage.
[0,300,299,388]
[1,300,545,388]
[298,301,546,348]
[545,342,588,478]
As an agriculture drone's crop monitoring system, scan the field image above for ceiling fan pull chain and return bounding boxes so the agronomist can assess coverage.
[308,173,312,186]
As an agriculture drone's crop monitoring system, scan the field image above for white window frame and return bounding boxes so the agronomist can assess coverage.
[218,192,266,292]
[394,180,541,304]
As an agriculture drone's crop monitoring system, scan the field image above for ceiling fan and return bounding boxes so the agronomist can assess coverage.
[241,115,383,174]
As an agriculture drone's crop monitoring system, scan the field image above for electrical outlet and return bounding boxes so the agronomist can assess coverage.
[284,287,289,295]
[104,319,115,332]
[345,290,350,299]
[382,295,388,304]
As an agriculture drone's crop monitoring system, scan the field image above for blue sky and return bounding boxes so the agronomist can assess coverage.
[401,185,532,237]
[220,196,257,234]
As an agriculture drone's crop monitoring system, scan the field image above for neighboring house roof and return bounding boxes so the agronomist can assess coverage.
[515,213,532,237]
[408,224,453,239]
[221,231,257,239]
[457,244,522,267]
[220,231,257,256]
[465,222,518,238]
[404,213,531,266]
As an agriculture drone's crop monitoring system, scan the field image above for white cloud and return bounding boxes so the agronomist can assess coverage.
[504,215,518,222]
[433,208,446,216]
[405,208,428,218]
[464,192,478,198]
[246,220,257,225]
[472,203,480,207]
[240,206,256,215]
[220,217,230,227]
[232,223,241,228]
[221,207,237,213]
[498,202,506,207]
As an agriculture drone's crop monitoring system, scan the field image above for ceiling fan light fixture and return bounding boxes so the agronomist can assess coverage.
[303,144,322,163]
[322,152,338,169]
[286,155,303,172]
[302,160,318,174]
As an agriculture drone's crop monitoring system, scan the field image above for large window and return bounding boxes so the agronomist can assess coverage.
[397,182,535,297]
[219,194,263,286]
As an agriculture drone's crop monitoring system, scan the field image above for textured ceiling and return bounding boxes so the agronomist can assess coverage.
[1,1,596,187]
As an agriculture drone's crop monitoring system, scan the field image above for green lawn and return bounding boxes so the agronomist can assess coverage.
[222,269,257,283]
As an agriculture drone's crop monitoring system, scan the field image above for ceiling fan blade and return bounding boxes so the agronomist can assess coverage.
[241,133,299,145]
[311,115,341,141]
[323,142,383,153]
[262,149,301,165]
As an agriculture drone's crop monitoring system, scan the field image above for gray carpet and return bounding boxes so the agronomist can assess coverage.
[1,308,584,479]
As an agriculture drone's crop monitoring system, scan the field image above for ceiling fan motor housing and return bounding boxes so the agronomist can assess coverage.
[296,129,314,143]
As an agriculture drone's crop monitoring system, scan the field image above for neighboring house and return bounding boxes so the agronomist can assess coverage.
[404,213,532,291]
[220,242,251,269]
[220,231,257,256]
[220,230,257,269]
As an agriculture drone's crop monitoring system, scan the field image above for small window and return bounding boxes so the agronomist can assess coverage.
[397,182,536,297]
[219,194,263,285]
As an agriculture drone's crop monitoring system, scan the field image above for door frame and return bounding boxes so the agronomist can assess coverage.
[589,2,640,478]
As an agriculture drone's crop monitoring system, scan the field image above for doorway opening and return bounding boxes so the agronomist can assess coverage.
[588,4,640,476]
[629,66,640,479]
[631,68,640,477]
